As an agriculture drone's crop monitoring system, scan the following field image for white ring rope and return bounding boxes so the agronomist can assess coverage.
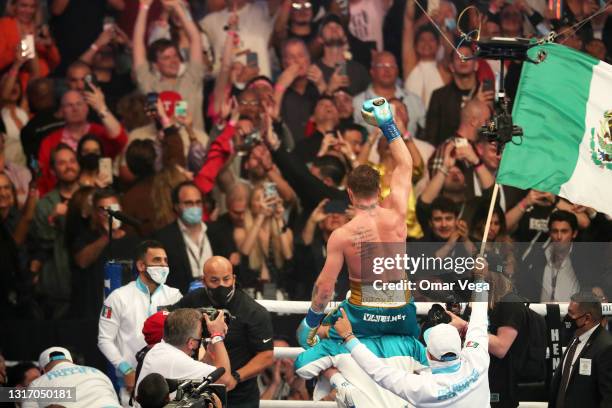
[263,299,583,407]
[258,401,548,408]
[255,299,612,317]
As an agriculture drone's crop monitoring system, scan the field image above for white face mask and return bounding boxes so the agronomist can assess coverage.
[146,266,169,285]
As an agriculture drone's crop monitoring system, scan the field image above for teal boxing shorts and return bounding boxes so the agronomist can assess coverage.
[325,298,420,340]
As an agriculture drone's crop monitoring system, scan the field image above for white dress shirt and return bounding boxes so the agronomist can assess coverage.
[178,219,213,279]
[136,341,216,397]
[540,244,580,302]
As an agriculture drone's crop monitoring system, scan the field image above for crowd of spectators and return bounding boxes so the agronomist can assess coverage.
[1,0,612,405]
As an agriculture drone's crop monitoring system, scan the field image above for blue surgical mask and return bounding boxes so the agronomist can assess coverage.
[445,18,457,31]
[147,266,169,285]
[182,206,203,225]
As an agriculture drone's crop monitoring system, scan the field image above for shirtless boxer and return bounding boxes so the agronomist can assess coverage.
[297,97,420,347]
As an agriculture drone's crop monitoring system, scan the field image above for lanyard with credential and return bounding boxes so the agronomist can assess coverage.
[186,233,206,276]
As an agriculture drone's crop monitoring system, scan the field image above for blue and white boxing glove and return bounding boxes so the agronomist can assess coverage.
[361,97,402,143]
[296,308,324,349]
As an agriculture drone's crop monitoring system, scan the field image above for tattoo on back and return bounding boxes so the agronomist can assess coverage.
[351,227,377,259]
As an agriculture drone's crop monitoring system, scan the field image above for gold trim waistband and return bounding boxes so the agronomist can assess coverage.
[349,280,411,307]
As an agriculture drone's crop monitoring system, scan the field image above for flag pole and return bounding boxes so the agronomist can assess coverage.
[479,183,500,257]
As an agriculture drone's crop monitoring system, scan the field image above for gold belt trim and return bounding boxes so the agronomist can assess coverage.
[349,280,411,307]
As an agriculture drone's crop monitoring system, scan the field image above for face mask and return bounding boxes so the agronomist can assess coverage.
[181,206,202,225]
[190,337,202,359]
[563,313,586,332]
[147,266,169,285]
[444,18,457,31]
[79,153,100,171]
[207,285,235,307]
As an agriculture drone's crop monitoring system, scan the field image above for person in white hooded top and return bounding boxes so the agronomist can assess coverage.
[334,264,491,408]
[22,346,119,408]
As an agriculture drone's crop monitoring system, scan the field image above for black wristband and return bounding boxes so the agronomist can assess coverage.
[231,370,241,383]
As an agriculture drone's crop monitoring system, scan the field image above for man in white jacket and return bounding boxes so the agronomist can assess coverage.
[334,274,491,407]
[22,347,119,408]
[98,240,183,406]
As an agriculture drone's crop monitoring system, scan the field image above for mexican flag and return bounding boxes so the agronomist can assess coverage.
[497,43,612,216]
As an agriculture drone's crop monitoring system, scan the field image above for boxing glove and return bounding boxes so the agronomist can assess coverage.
[361,97,402,143]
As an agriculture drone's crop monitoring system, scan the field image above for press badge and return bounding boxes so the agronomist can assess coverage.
[529,218,548,232]
[579,358,592,376]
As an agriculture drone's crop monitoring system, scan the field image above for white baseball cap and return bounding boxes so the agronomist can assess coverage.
[423,324,461,361]
[38,347,73,369]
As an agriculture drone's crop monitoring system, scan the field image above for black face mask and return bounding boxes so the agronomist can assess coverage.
[79,153,100,171]
[563,313,586,332]
[190,337,202,359]
[207,285,235,307]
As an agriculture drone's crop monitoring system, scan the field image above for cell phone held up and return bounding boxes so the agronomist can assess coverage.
[482,78,495,93]
[246,51,258,68]
[98,157,113,185]
[84,74,98,93]
[263,182,278,199]
[145,92,159,115]
[175,100,188,118]
[20,35,35,60]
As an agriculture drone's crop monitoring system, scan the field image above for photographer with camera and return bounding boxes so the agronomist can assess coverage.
[172,256,274,408]
[137,372,223,408]
[135,307,233,401]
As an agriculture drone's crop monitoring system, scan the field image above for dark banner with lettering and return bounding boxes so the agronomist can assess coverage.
[545,304,563,386]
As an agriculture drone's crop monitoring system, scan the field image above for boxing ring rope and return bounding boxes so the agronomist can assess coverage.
[258,402,547,408]
[259,299,608,408]
[256,299,612,317]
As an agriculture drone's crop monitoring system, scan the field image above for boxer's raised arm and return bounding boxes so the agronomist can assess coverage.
[361,97,412,216]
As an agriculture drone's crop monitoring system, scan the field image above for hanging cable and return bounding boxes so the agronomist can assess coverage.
[411,0,467,59]
[555,0,611,44]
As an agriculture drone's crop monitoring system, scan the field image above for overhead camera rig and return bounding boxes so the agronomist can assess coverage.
[463,37,547,153]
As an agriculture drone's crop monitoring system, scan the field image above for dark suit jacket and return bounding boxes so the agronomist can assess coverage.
[152,220,191,294]
[516,243,598,302]
[549,325,612,408]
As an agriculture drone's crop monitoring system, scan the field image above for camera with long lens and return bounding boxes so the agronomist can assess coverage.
[196,307,235,324]
[480,97,523,153]
[237,130,262,156]
[427,303,452,326]
[164,379,227,408]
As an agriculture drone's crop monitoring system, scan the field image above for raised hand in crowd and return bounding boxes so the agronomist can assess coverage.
[306,64,326,94]
[327,66,350,95]
[302,199,329,245]
[317,132,338,157]
[476,82,495,105]
[454,141,481,166]
[276,63,302,94]
[35,24,55,49]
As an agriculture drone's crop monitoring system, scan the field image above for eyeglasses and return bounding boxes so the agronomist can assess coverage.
[292,2,312,10]
[373,63,397,69]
